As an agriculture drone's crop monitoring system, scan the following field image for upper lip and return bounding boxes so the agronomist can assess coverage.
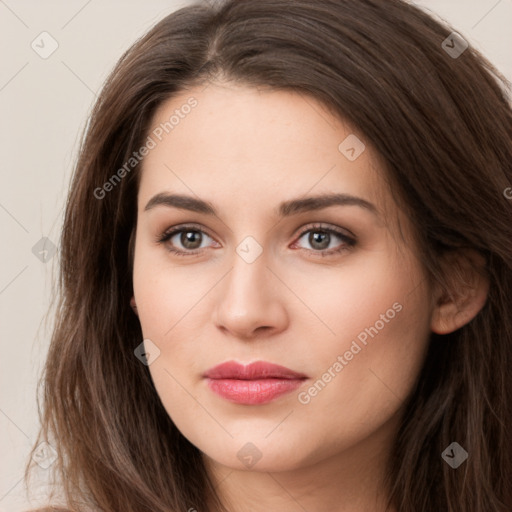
[203,360,308,380]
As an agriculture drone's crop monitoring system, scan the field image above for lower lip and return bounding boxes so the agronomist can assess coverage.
[206,378,305,405]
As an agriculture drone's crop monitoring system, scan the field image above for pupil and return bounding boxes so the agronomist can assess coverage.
[182,231,201,249]
[310,231,329,250]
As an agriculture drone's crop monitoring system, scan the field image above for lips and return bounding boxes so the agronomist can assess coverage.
[203,361,308,405]
[204,361,307,380]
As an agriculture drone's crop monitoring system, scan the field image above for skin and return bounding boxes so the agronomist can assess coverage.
[131,82,489,511]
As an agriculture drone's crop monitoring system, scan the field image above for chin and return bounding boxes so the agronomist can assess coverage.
[198,436,317,473]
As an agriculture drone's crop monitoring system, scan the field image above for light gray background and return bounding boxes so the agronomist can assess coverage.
[1,1,511,510]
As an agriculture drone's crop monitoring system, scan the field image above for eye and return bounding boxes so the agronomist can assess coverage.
[291,223,356,257]
[156,223,218,257]
[156,222,356,258]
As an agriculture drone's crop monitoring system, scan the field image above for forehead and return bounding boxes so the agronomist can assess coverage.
[137,82,391,220]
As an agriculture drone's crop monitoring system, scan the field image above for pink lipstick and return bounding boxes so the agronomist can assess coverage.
[203,360,308,405]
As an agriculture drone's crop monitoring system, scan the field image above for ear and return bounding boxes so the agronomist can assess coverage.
[430,249,489,335]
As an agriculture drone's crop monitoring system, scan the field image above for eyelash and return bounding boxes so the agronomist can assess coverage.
[155,222,357,258]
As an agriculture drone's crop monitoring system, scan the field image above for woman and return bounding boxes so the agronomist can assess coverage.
[25,0,512,510]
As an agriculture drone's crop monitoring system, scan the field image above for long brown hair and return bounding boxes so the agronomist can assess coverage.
[26,0,512,510]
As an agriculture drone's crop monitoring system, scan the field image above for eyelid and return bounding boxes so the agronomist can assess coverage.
[157,222,355,241]
[156,222,217,249]
[157,222,214,241]
[294,222,356,240]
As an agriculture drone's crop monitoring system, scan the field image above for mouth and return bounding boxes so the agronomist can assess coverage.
[203,360,308,405]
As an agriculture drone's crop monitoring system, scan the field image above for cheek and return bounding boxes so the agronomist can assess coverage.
[291,285,431,461]
[292,251,425,348]
[314,275,430,418]
[132,258,210,430]
[132,242,211,339]
[297,247,431,394]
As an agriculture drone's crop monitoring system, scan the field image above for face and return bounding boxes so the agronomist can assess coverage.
[132,82,434,473]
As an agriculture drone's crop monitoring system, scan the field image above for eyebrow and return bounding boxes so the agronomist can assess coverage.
[144,192,379,218]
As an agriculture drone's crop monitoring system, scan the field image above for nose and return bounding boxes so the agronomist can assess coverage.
[212,248,289,340]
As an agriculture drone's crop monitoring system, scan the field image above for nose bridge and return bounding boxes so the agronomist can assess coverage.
[212,234,288,337]
[225,238,272,307]
[223,222,271,291]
